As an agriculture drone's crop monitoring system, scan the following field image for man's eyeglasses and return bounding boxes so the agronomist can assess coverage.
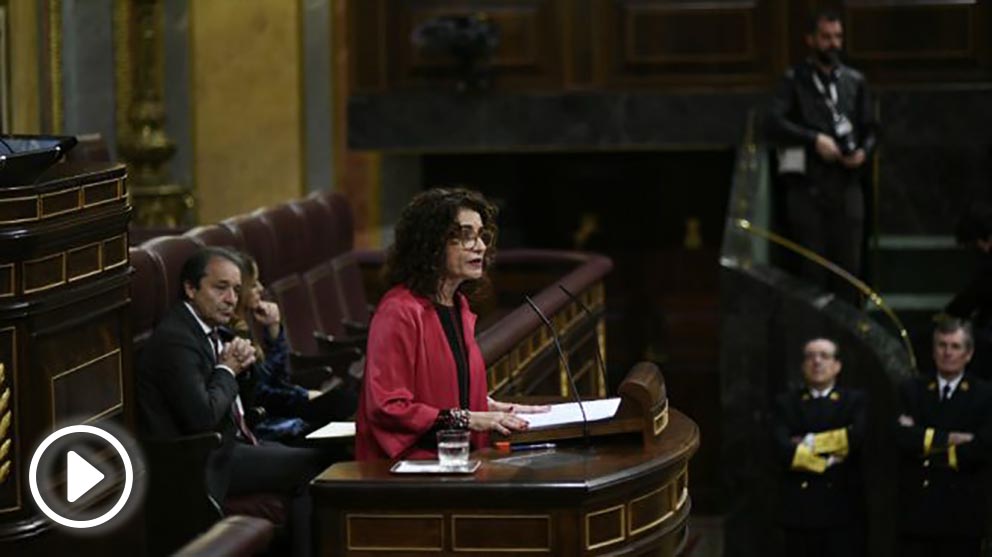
[453,226,495,249]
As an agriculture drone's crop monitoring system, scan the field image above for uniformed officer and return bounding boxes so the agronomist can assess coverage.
[896,318,992,557]
[772,337,867,557]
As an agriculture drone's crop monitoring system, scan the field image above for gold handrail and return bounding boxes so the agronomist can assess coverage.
[735,218,917,371]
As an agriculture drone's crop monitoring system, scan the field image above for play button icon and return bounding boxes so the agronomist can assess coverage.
[66,450,105,503]
[28,424,139,529]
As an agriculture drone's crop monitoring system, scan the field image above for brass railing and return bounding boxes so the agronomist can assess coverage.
[734,218,917,371]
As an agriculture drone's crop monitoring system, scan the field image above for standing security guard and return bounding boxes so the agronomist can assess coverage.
[772,337,867,557]
[766,9,878,304]
[896,319,992,557]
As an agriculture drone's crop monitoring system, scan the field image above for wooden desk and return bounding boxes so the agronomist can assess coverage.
[312,409,699,556]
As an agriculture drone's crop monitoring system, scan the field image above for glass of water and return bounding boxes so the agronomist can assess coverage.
[436,429,470,469]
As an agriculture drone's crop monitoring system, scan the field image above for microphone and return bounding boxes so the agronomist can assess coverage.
[523,295,591,447]
[557,284,609,397]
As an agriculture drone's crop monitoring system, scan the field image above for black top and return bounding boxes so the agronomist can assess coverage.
[766,59,878,186]
[435,299,470,409]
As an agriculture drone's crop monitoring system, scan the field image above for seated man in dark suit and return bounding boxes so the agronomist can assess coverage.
[137,247,328,556]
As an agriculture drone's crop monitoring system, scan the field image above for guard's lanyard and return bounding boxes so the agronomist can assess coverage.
[812,72,839,109]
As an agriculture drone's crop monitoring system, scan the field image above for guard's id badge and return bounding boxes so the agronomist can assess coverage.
[834,114,853,137]
[777,147,806,174]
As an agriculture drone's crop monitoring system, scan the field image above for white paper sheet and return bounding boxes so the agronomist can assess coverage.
[520,397,621,429]
[390,460,480,474]
[305,421,356,439]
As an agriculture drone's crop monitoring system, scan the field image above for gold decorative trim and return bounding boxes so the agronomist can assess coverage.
[0,264,12,297]
[83,402,125,425]
[50,349,124,424]
[22,252,65,294]
[49,348,121,385]
[0,195,40,224]
[735,219,917,371]
[66,241,103,283]
[585,503,626,551]
[82,178,124,208]
[0,461,9,484]
[345,513,444,552]
[628,485,672,537]
[0,362,4,385]
[451,514,551,553]
[0,439,9,461]
[38,187,81,218]
[653,405,669,436]
[0,388,8,414]
[0,181,124,226]
[102,234,128,270]
[0,326,19,512]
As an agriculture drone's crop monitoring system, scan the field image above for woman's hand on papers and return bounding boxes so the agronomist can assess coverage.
[468,411,530,435]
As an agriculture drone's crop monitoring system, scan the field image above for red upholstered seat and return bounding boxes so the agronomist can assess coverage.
[185,224,245,251]
[141,235,202,311]
[291,196,340,270]
[222,212,279,285]
[258,203,310,277]
[129,247,166,348]
[303,261,349,337]
[331,252,371,328]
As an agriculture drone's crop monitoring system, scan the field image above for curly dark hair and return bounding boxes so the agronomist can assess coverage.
[383,187,498,300]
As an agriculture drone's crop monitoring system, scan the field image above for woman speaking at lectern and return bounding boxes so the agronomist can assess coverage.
[355,188,548,460]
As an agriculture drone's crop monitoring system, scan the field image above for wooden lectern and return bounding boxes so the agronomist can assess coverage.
[0,161,136,554]
[312,362,699,556]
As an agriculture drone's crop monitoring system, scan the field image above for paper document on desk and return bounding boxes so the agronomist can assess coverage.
[306,421,356,439]
[521,398,621,429]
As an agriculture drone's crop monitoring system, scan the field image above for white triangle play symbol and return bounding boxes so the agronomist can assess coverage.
[66,450,104,503]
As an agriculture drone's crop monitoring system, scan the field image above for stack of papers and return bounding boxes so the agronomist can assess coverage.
[305,421,356,439]
[521,398,621,429]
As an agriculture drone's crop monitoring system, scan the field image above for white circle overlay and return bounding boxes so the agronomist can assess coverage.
[28,424,135,529]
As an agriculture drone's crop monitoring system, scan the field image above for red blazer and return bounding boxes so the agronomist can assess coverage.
[356,285,490,460]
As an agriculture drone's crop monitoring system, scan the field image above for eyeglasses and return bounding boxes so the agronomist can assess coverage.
[453,226,495,249]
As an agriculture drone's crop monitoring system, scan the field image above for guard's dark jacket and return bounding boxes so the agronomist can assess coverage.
[895,374,992,537]
[772,386,867,528]
[766,59,878,194]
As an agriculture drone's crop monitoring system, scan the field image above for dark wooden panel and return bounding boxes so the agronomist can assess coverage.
[102,235,127,270]
[82,179,121,207]
[586,504,625,550]
[0,267,12,298]
[597,0,774,87]
[847,4,972,60]
[387,0,564,90]
[452,515,551,551]
[625,5,754,63]
[66,243,101,283]
[51,349,122,424]
[348,0,388,92]
[834,1,992,82]
[39,189,79,218]
[0,199,37,224]
[22,254,64,294]
[346,514,443,550]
